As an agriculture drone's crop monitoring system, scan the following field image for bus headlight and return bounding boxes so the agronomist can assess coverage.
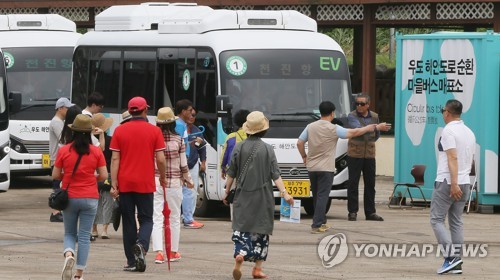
[0,143,9,160]
[14,145,21,152]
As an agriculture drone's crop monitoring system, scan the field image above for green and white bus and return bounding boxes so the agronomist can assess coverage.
[1,14,81,175]
[0,49,10,191]
[71,3,353,216]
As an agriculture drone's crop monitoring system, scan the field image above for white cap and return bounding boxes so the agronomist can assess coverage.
[55,97,74,109]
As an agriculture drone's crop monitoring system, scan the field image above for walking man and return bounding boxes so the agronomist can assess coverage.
[431,99,475,274]
[110,97,167,272]
[297,101,382,233]
[82,92,104,117]
[49,97,74,222]
[175,99,193,157]
[183,108,206,229]
[346,93,391,222]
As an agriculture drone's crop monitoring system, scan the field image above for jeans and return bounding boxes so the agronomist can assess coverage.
[430,179,470,258]
[63,198,98,270]
[182,164,199,224]
[308,171,334,228]
[120,192,154,267]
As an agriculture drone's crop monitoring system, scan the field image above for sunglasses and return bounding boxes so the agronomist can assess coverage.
[355,102,367,107]
[441,108,448,114]
[191,114,197,117]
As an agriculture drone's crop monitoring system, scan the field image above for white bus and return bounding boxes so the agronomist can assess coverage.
[71,3,353,216]
[0,14,81,175]
[0,49,10,192]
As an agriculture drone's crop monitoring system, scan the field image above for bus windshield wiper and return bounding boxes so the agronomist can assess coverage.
[16,103,55,113]
[271,111,320,120]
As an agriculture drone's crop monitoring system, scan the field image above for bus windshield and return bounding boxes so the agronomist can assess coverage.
[220,50,352,122]
[4,47,73,119]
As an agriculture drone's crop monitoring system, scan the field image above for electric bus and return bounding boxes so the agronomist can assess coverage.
[0,14,81,175]
[71,3,353,216]
[0,49,10,191]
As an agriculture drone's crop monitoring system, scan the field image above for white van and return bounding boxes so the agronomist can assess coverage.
[71,3,353,215]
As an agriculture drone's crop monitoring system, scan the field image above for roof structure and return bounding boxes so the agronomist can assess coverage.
[1,0,498,122]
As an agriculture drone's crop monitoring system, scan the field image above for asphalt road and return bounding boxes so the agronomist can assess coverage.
[0,175,498,279]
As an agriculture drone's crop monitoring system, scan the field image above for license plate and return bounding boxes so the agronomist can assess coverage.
[42,154,50,168]
[283,180,310,197]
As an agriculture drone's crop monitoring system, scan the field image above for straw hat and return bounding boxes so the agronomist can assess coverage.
[242,111,269,135]
[92,113,114,132]
[121,111,132,124]
[156,107,178,124]
[68,114,94,133]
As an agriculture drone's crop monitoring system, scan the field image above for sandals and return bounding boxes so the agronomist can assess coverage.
[252,267,268,279]
[232,255,244,280]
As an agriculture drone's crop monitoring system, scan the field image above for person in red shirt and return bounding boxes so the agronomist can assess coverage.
[110,96,167,273]
[52,114,108,280]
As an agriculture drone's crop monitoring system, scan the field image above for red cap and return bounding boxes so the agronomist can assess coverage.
[128,96,149,113]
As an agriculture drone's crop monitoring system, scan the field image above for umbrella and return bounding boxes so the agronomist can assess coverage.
[161,184,172,270]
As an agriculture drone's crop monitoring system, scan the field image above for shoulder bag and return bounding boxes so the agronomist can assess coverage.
[48,154,83,211]
[226,141,261,203]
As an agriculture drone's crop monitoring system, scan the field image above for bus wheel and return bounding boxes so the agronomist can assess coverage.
[194,172,215,217]
[303,198,332,216]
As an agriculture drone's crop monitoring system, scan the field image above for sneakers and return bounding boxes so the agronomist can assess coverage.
[348,212,357,221]
[183,220,204,229]
[320,224,332,231]
[133,243,146,272]
[449,264,463,274]
[169,251,182,262]
[437,257,463,274]
[123,264,136,271]
[61,256,75,280]
[154,252,165,264]
[311,227,328,234]
[366,213,384,221]
[50,212,63,222]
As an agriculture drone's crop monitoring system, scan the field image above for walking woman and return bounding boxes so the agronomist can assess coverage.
[151,107,194,263]
[91,113,114,239]
[53,114,108,280]
[223,111,294,279]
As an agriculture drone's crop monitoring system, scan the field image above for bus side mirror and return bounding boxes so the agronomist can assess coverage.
[216,95,233,133]
[9,91,21,113]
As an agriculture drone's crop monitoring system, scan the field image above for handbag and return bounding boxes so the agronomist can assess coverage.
[48,154,83,211]
[226,141,261,203]
[111,198,121,231]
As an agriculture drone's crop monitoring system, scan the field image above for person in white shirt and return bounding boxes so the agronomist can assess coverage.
[431,99,476,275]
[82,92,104,117]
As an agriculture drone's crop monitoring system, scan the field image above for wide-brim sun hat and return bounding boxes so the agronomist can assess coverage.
[68,114,94,133]
[156,107,178,124]
[242,111,269,135]
[121,111,132,124]
[92,113,114,132]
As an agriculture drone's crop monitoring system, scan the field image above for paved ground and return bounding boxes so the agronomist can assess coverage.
[0,176,498,280]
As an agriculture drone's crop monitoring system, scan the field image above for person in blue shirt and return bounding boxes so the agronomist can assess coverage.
[182,108,207,229]
[174,99,193,157]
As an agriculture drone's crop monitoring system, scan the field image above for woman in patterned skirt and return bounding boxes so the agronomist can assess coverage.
[223,111,294,279]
